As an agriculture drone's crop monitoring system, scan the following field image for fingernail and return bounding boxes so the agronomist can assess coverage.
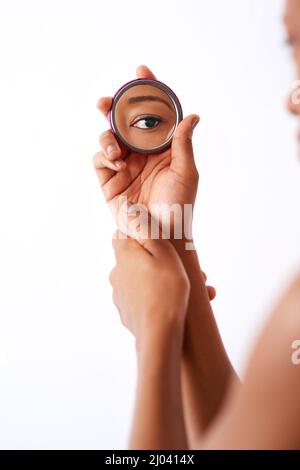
[107,144,117,154]
[114,159,123,168]
[191,116,200,130]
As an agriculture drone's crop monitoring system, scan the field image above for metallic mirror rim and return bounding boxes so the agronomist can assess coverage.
[108,78,183,154]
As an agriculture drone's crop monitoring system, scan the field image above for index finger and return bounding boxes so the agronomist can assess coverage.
[136,64,157,80]
[97,96,113,120]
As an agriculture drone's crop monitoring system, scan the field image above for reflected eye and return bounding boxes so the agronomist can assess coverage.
[131,115,162,129]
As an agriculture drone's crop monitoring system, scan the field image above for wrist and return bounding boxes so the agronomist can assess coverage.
[151,204,194,244]
[135,313,184,361]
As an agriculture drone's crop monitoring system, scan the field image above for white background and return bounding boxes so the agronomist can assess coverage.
[0,0,299,449]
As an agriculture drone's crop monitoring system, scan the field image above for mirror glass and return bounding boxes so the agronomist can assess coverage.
[109,79,183,153]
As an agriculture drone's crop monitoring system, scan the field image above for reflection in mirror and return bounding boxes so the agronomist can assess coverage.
[110,79,182,153]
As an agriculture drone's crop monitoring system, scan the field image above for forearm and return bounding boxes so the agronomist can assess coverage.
[171,238,238,447]
[129,323,188,450]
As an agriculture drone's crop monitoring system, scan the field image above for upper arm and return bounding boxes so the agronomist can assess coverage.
[199,275,300,450]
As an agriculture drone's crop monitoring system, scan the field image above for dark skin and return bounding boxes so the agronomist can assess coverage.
[95,0,300,450]
[94,66,237,448]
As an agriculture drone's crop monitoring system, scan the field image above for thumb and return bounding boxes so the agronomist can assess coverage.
[170,114,200,177]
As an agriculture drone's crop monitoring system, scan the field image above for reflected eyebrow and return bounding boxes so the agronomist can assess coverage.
[127,95,173,111]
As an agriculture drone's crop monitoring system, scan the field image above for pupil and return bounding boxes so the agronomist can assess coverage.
[145,117,158,128]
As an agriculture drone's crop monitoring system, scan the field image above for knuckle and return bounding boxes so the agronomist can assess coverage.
[193,168,199,181]
[184,135,193,146]
[188,167,199,186]
[101,129,112,138]
[112,290,118,308]
[109,268,115,285]
[159,267,189,296]
[173,134,193,147]
[92,151,101,167]
[178,273,190,298]
[93,151,110,170]
[92,151,99,162]
[119,312,126,328]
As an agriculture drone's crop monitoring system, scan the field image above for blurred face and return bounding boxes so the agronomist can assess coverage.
[285,0,300,132]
